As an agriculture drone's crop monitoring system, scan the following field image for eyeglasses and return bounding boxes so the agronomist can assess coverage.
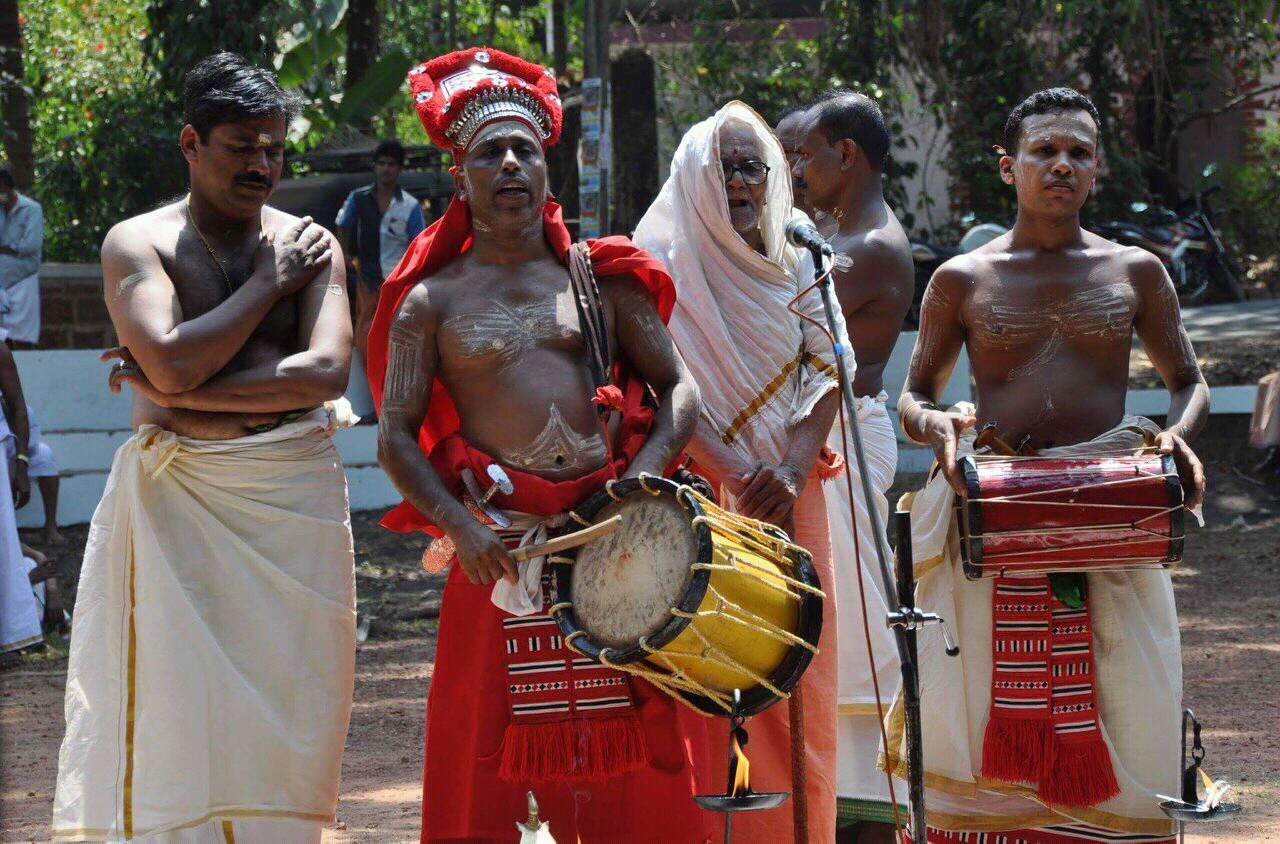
[721,159,771,186]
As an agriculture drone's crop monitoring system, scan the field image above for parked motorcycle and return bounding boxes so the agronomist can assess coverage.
[908,222,1008,328]
[1094,164,1245,306]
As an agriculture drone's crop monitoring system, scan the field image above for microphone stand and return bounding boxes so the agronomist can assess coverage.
[805,246,957,844]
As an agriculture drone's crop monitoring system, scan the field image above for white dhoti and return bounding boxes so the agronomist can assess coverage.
[827,393,905,825]
[882,417,1180,839]
[52,407,357,842]
[0,448,42,652]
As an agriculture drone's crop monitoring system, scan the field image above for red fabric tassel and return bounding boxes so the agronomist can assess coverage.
[592,384,625,412]
[497,716,650,784]
[815,445,845,481]
[980,713,1052,785]
[1039,738,1120,807]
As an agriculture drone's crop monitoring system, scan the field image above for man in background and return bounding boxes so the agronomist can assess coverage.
[792,90,915,843]
[0,166,43,348]
[776,106,836,239]
[336,140,425,418]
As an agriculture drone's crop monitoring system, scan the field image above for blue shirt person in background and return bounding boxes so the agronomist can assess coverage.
[0,166,45,348]
[334,141,425,365]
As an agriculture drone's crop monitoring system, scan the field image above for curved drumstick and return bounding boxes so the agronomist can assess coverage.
[510,515,623,562]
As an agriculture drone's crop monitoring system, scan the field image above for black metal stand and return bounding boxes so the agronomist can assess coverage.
[694,690,789,843]
[810,251,957,844]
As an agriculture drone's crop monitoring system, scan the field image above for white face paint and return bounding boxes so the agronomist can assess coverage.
[503,403,607,473]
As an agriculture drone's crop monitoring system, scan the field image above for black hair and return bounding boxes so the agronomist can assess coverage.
[809,89,890,170]
[183,52,302,141]
[774,105,808,127]
[374,139,406,166]
[0,166,13,189]
[1003,87,1102,153]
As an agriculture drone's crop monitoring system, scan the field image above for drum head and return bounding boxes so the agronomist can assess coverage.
[570,489,699,649]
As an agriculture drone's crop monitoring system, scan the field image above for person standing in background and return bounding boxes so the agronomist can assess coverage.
[0,166,44,349]
[336,141,425,418]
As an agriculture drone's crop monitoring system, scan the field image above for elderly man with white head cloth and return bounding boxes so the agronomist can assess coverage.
[634,100,851,844]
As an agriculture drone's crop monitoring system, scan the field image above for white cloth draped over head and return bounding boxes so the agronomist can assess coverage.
[53,406,356,842]
[881,414,1181,838]
[633,100,852,468]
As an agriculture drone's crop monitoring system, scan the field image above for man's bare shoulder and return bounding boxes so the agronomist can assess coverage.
[840,227,913,273]
[933,244,1001,290]
[1083,231,1163,276]
[395,280,438,322]
[101,201,185,259]
[262,204,327,237]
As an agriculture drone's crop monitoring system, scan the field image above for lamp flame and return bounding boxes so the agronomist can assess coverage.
[730,730,751,797]
[1199,768,1232,810]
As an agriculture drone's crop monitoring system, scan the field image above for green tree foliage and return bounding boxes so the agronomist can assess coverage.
[897,0,1280,232]
[1223,125,1280,271]
[645,0,920,228]
[380,0,552,150]
[22,0,182,261]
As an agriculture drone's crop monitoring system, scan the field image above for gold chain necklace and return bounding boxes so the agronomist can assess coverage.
[184,194,262,297]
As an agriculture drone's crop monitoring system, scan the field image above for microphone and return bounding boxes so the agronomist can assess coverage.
[785,215,834,258]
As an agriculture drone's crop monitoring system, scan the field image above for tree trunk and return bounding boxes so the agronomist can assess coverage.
[429,0,443,53]
[552,0,567,78]
[346,0,382,91]
[0,0,34,191]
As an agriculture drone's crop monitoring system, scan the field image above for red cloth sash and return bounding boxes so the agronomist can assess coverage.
[981,576,1120,807]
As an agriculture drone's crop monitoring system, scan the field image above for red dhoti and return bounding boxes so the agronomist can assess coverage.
[396,434,718,843]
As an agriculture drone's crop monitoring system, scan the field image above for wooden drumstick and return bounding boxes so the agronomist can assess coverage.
[975,422,1018,456]
[509,515,623,562]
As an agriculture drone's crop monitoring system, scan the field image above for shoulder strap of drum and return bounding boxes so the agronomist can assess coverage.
[568,241,612,392]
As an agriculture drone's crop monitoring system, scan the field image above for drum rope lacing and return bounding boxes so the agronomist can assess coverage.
[548,481,823,716]
[964,461,1186,570]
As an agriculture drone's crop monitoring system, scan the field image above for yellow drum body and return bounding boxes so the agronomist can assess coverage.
[550,475,824,717]
[660,537,800,693]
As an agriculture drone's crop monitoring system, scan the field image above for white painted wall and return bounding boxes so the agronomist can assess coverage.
[14,350,399,528]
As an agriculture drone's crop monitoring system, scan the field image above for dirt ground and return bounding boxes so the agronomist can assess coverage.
[2,425,1279,842]
[1131,334,1280,389]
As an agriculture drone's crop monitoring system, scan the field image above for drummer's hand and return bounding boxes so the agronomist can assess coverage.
[736,462,804,527]
[452,521,519,585]
[919,408,977,496]
[1155,430,1205,511]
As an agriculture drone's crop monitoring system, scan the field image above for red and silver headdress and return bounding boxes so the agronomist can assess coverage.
[408,47,563,153]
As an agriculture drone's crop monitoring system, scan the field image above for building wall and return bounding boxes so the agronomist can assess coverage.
[38,263,115,350]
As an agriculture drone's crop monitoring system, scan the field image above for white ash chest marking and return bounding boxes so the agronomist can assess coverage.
[444,299,576,370]
[979,283,1133,378]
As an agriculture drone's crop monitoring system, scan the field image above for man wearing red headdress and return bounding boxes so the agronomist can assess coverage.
[367,48,716,842]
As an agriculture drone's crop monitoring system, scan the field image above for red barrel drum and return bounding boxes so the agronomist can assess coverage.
[958,453,1185,579]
